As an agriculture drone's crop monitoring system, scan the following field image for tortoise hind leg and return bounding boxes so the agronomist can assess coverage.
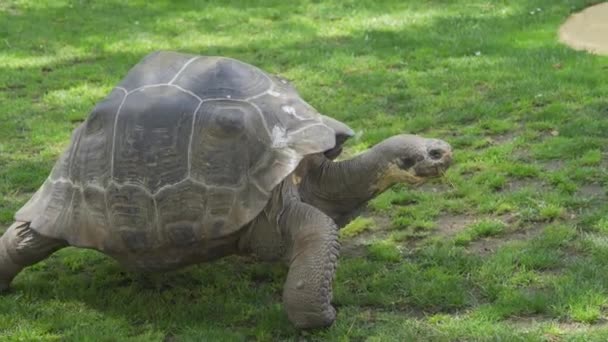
[0,221,66,292]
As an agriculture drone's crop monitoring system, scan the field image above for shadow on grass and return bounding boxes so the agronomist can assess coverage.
[7,250,298,338]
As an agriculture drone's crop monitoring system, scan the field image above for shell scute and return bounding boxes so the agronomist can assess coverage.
[173,57,271,100]
[190,100,268,188]
[73,88,125,187]
[112,86,198,192]
[106,183,156,251]
[118,51,195,91]
[155,179,207,246]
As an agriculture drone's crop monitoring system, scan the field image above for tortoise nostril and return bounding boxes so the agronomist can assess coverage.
[429,148,444,160]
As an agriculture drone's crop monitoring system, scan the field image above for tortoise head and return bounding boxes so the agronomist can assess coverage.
[377,134,453,186]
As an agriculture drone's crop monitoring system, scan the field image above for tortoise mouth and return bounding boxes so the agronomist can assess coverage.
[413,164,450,180]
[410,169,447,188]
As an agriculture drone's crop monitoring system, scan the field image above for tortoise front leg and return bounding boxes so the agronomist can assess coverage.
[280,201,340,329]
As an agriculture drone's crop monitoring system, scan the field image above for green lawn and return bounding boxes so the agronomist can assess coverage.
[1,0,608,340]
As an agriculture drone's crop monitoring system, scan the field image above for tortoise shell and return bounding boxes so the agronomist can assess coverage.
[16,51,336,253]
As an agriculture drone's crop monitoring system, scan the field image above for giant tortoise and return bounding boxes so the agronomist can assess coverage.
[0,51,452,328]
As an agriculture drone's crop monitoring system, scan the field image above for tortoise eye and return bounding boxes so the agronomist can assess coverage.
[429,148,444,160]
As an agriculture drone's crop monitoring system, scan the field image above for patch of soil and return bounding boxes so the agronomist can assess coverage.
[513,149,533,163]
[416,182,450,193]
[559,2,608,55]
[435,214,475,237]
[489,132,517,144]
[468,223,545,256]
[505,179,545,192]
[576,183,605,198]
[542,160,564,172]
[507,316,608,332]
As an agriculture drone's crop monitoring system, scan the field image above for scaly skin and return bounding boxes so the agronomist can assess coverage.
[300,134,453,225]
[0,221,65,291]
[0,235,21,292]
[280,201,339,328]
[239,177,339,329]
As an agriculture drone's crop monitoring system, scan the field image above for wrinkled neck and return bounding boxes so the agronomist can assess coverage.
[300,145,396,224]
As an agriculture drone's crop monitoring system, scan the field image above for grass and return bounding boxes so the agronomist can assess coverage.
[1,0,608,340]
[340,217,375,238]
[454,219,506,246]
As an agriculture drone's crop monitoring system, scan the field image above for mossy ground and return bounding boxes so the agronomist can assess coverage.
[1,0,608,340]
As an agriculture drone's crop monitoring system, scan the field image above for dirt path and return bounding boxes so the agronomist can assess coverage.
[559,2,608,55]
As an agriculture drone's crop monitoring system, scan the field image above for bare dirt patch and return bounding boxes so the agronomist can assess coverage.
[542,160,564,172]
[513,149,533,163]
[559,2,608,55]
[507,316,608,334]
[435,214,475,237]
[505,179,545,192]
[489,132,517,145]
[417,181,450,193]
[468,223,545,256]
[576,183,605,199]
